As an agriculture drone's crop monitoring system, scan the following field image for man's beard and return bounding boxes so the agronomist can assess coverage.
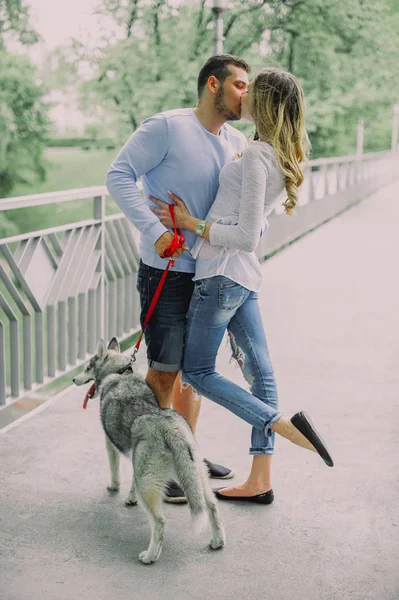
[214,85,240,121]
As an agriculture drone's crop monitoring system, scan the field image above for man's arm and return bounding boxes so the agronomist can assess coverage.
[105,114,169,247]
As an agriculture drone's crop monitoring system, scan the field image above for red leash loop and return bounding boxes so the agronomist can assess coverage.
[134,204,185,353]
[160,205,185,259]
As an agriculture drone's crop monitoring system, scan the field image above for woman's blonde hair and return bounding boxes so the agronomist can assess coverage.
[251,68,310,215]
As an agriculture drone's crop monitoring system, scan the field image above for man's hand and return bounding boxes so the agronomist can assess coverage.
[154,231,189,259]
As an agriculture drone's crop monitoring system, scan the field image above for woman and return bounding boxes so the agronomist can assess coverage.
[151,68,333,504]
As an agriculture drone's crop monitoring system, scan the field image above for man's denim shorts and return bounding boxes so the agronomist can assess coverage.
[136,260,194,372]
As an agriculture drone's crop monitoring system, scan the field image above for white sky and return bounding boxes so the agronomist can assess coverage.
[26,0,202,51]
[28,0,104,49]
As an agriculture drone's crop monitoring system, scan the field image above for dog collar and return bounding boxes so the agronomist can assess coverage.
[82,364,133,409]
[117,364,133,375]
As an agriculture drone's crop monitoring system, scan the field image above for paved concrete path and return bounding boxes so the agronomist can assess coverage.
[1,181,398,600]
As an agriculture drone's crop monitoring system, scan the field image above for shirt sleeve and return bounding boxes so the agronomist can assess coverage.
[209,145,268,252]
[105,113,169,245]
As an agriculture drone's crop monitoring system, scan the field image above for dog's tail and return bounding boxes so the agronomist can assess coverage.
[163,420,207,527]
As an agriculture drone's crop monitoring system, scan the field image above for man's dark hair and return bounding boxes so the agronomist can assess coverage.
[197,54,250,98]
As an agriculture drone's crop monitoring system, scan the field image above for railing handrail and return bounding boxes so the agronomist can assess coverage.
[308,150,393,167]
[0,185,108,211]
[0,212,129,246]
[0,150,394,212]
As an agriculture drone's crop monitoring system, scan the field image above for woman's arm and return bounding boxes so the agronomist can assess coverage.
[150,192,213,241]
[208,146,267,252]
[150,146,268,251]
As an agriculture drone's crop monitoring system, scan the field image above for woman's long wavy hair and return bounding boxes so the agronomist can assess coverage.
[251,68,310,215]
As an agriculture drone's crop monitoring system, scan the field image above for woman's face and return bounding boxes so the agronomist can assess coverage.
[241,82,254,122]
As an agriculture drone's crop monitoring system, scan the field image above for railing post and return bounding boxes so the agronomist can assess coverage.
[0,321,5,405]
[68,297,77,366]
[322,164,329,196]
[58,301,67,371]
[0,293,19,397]
[308,168,315,202]
[22,314,32,390]
[87,289,96,353]
[94,195,106,341]
[35,311,44,384]
[47,305,56,377]
[78,293,87,359]
[357,118,364,156]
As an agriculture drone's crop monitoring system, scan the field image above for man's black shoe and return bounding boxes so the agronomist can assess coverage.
[163,460,234,504]
[163,480,187,504]
[203,458,234,479]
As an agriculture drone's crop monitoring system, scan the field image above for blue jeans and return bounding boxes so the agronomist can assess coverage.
[137,260,194,372]
[181,276,282,455]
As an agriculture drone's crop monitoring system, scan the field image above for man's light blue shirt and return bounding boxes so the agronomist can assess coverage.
[105,107,247,273]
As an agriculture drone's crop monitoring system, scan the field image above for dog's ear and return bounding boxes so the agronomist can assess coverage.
[97,339,107,357]
[107,337,120,353]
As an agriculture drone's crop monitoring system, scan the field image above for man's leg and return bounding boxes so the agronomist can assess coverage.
[147,368,178,409]
[137,262,232,503]
[137,260,191,412]
[172,372,201,431]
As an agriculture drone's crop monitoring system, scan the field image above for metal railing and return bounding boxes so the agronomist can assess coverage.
[0,150,398,404]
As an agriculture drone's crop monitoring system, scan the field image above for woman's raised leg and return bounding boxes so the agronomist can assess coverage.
[182,278,281,437]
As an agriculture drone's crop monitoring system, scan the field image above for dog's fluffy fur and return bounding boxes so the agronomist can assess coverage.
[73,338,225,564]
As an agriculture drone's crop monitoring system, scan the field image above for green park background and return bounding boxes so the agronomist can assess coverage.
[0,0,398,239]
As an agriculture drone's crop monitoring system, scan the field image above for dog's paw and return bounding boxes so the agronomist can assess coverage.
[209,536,225,550]
[124,494,138,506]
[107,482,120,492]
[139,550,156,564]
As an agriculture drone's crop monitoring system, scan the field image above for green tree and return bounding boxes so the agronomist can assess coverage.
[75,0,398,157]
[33,0,399,161]
[78,0,272,141]
[261,0,399,156]
[0,0,39,46]
[0,52,49,196]
[0,0,49,199]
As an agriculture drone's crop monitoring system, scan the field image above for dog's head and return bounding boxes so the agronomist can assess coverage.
[73,337,128,388]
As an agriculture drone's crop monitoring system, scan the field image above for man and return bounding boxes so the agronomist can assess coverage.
[106,55,250,502]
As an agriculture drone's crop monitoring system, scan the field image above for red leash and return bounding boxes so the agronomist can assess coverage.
[82,204,185,408]
[83,384,96,409]
[134,204,185,353]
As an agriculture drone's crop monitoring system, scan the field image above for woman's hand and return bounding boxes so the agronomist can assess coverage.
[150,191,191,229]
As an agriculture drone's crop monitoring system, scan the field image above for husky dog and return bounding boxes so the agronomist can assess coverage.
[72,338,225,564]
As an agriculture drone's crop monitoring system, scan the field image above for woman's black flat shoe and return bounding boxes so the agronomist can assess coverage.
[291,411,334,467]
[214,488,274,504]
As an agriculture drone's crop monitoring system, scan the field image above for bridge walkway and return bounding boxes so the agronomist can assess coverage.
[0,180,398,600]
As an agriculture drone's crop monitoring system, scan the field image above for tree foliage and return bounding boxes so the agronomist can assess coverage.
[69,0,399,158]
[0,52,49,197]
[0,0,39,46]
[265,0,399,155]
[0,0,48,198]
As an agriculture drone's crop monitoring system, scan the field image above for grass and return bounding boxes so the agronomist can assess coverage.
[10,147,117,197]
[3,148,121,235]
